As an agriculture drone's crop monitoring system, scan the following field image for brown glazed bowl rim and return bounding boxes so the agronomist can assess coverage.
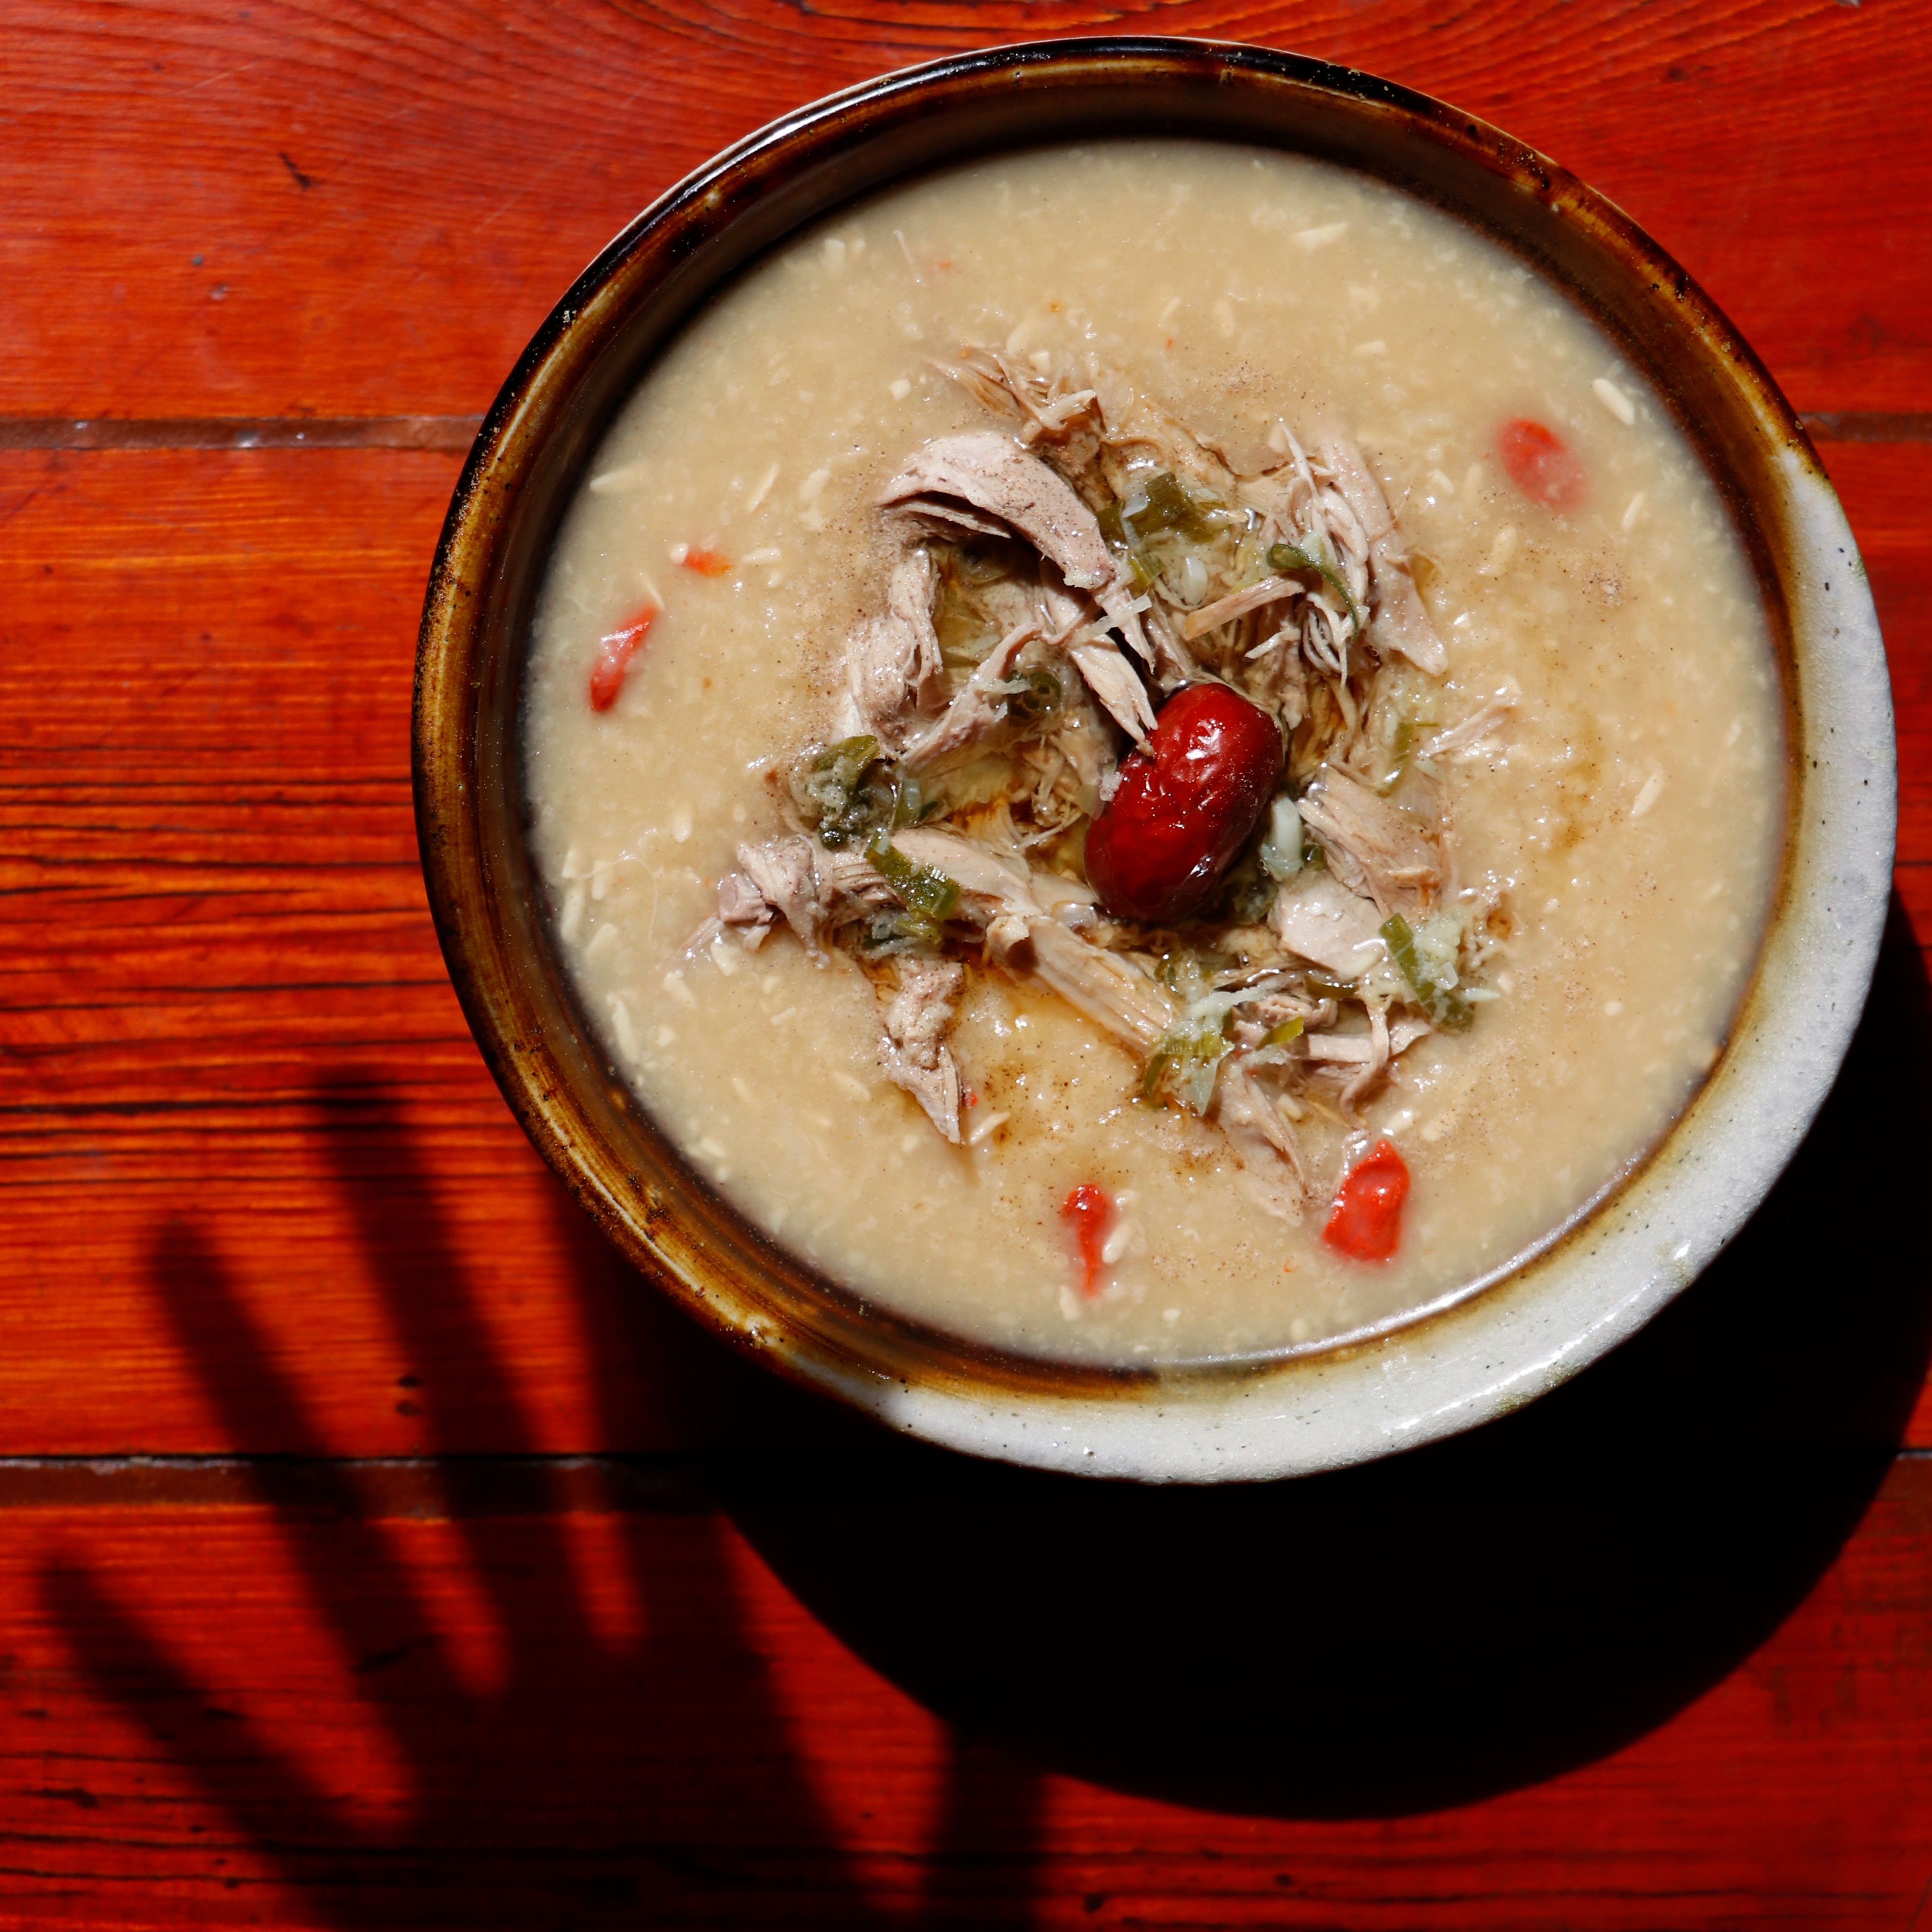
[415,37,1894,1481]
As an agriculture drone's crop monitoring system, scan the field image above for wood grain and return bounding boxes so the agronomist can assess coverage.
[3,0,1931,1921]
[1830,443,1932,864]
[2,0,1928,419]
[0,1456,1927,1927]
[2,444,1929,1457]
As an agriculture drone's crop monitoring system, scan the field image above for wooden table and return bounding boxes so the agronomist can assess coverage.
[3,2,1929,1924]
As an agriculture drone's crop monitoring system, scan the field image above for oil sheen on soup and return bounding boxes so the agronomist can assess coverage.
[522,141,1783,1365]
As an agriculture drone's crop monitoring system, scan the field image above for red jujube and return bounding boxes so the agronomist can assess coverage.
[1084,682,1281,924]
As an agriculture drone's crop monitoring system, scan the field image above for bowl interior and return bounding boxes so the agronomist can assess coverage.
[415,39,1892,1478]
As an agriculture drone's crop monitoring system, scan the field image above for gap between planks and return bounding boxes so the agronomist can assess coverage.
[0,1454,712,1516]
[0,416,483,452]
[1,413,1930,451]
[0,1449,1923,1515]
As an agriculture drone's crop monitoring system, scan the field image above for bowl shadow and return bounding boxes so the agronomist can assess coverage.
[719,893,1932,1818]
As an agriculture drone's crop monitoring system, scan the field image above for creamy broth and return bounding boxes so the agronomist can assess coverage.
[522,141,1782,1364]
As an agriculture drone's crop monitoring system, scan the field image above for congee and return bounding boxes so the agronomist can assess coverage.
[521,140,1783,1364]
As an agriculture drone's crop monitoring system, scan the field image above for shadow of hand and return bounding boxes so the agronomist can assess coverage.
[39,1079,1040,1927]
[39,907,1930,1907]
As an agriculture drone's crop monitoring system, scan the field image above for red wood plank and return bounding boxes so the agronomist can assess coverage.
[0,1458,1927,1927]
[1835,437,1932,1464]
[2,0,1927,420]
[2,441,1929,1454]
[1828,442,1932,875]
[0,446,858,1455]
[1,1,1930,1921]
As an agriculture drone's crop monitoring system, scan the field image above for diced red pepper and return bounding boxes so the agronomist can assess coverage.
[1496,418,1589,513]
[1322,1139,1410,1262]
[681,547,732,578]
[587,606,658,712]
[1060,1182,1114,1298]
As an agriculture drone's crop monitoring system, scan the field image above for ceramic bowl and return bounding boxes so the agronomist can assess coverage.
[414,38,1894,1481]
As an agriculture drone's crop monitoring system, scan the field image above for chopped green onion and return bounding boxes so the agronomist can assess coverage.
[1099,498,1159,593]
[796,735,876,809]
[791,738,948,848]
[1381,912,1474,1031]
[998,666,1062,726]
[1377,719,1419,795]
[1127,471,1230,545]
[1141,1042,1226,1116]
[1143,976,1289,1114]
[1156,950,1235,998]
[1267,537,1363,629]
[889,769,940,829]
[1143,1008,1231,1115]
[790,735,882,847]
[867,832,961,922]
[860,909,943,952]
[1175,1054,1223,1114]
[1265,1017,1305,1047]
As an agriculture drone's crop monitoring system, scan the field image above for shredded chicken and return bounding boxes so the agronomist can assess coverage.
[1140,600,1201,693]
[1338,1000,1393,1123]
[1179,573,1296,643]
[838,539,946,749]
[878,432,1150,663]
[1213,1055,1307,1202]
[876,956,965,1142]
[1066,638,1156,743]
[1318,436,1448,675]
[686,352,1509,1215]
[890,826,1035,909]
[814,845,893,905]
[1418,683,1519,761]
[734,836,827,955]
[1390,1016,1431,1055]
[947,345,1106,459]
[1024,920,1175,1051]
[1297,765,1442,919]
[715,870,776,949]
[1270,871,1388,975]
[891,497,1012,542]
[718,836,891,960]
[887,826,1176,1050]
[901,622,1039,768]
